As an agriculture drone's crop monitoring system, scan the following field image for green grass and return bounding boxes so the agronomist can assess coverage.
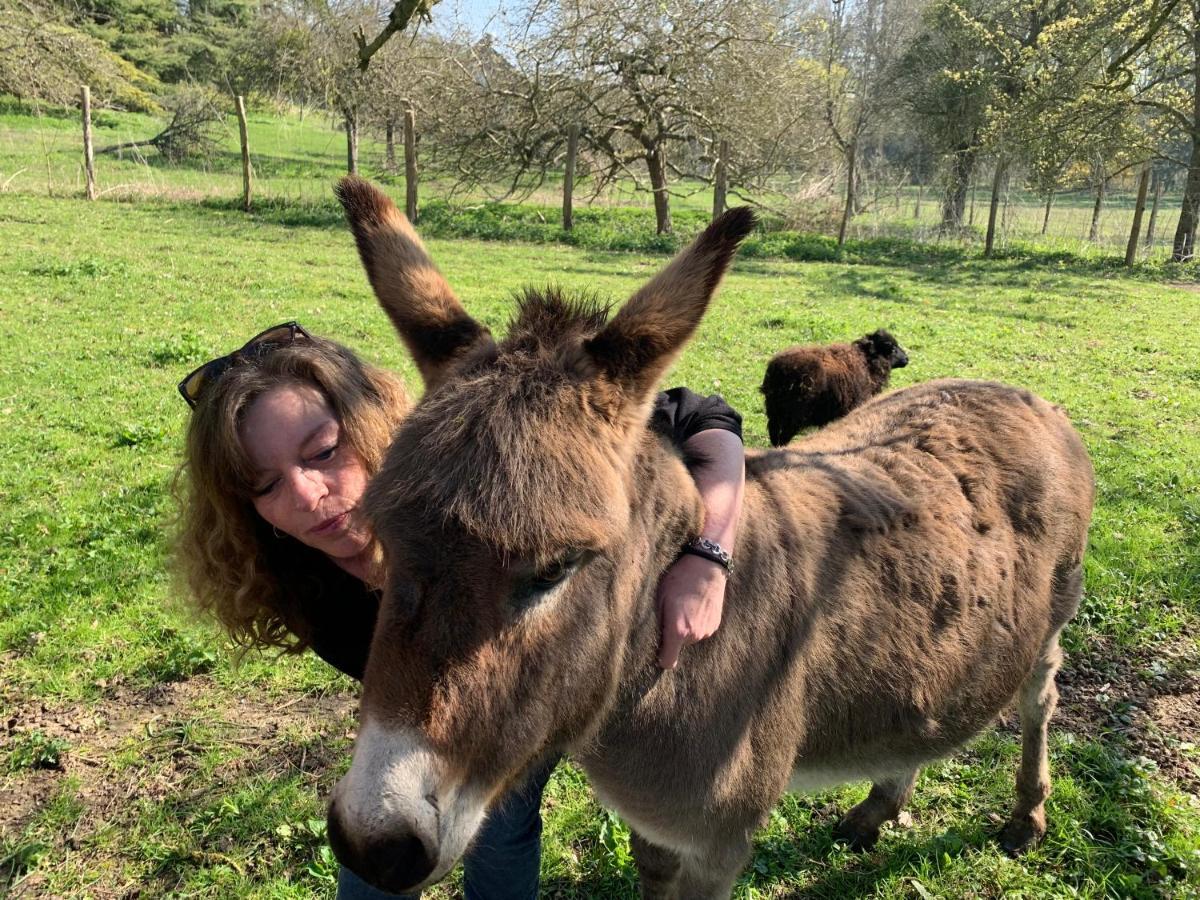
[1,190,1198,898]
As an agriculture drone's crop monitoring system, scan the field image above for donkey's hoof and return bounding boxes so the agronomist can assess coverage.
[832,817,879,852]
[998,815,1045,856]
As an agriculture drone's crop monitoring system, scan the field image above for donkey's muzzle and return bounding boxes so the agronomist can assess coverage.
[327,796,438,893]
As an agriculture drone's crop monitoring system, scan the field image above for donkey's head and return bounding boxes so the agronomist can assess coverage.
[326,177,754,893]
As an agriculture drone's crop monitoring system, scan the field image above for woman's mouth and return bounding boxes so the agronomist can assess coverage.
[310,511,350,536]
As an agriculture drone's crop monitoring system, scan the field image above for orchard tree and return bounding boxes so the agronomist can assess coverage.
[509,0,810,234]
[1130,0,1199,260]
[243,0,382,172]
[819,0,924,244]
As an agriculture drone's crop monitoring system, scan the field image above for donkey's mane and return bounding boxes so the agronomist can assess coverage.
[502,287,612,356]
[366,287,649,562]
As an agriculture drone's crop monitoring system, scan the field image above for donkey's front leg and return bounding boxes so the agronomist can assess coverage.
[630,830,682,900]
[833,769,919,851]
[673,836,754,900]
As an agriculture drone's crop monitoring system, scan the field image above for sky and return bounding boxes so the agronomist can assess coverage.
[434,0,511,38]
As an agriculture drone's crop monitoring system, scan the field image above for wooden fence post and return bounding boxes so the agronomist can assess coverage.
[712,138,728,221]
[81,86,96,200]
[344,110,359,175]
[235,95,252,212]
[404,103,418,222]
[1145,172,1163,249]
[984,159,1006,258]
[563,123,579,231]
[1125,163,1151,266]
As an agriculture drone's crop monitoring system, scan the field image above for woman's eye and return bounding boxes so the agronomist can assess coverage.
[253,479,279,497]
[312,444,337,462]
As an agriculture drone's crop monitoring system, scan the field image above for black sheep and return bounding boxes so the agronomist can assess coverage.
[761,329,909,446]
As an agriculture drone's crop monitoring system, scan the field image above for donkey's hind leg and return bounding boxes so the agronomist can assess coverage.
[1000,634,1063,855]
[630,830,681,900]
[833,770,919,851]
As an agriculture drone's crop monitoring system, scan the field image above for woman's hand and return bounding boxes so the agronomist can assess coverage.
[656,552,728,669]
[656,427,745,669]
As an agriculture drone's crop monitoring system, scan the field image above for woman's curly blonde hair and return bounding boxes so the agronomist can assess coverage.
[174,333,409,653]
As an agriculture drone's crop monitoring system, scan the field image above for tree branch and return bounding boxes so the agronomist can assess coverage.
[355,0,438,71]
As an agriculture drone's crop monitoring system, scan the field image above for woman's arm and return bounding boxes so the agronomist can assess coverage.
[656,426,745,669]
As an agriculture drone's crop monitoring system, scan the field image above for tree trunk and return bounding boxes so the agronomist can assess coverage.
[1145,172,1162,248]
[344,109,358,175]
[1173,17,1200,262]
[647,145,672,235]
[1088,168,1106,242]
[969,179,976,226]
[1175,151,1200,262]
[940,146,975,231]
[838,141,857,246]
[1041,191,1054,235]
[386,119,396,172]
[914,182,923,220]
[235,94,252,212]
[404,104,418,223]
[563,123,579,231]
[80,85,95,201]
[711,138,728,221]
[984,158,1006,258]
[1126,163,1151,266]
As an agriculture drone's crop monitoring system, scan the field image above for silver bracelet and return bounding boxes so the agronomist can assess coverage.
[679,536,734,574]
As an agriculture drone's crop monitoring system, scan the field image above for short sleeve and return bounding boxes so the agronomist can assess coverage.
[650,387,743,446]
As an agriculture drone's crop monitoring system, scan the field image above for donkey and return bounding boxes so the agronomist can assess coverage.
[326,177,1095,898]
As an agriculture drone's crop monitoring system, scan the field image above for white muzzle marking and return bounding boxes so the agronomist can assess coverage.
[332,720,490,889]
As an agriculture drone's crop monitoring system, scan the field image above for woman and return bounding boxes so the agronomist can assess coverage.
[175,323,745,898]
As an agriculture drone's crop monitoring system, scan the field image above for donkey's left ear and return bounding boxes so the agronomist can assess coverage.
[583,207,756,401]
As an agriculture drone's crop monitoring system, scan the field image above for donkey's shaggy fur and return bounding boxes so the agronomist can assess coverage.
[326,177,1095,899]
[762,329,909,446]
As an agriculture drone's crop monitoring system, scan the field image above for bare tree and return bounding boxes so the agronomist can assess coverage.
[820,0,923,244]
[354,0,438,70]
[471,0,817,234]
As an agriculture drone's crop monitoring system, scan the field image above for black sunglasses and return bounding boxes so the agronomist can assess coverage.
[177,321,311,408]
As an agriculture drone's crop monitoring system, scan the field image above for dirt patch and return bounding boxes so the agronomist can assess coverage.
[1053,637,1200,794]
[2,677,358,895]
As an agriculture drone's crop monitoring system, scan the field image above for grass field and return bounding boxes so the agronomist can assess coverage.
[1,104,1199,898]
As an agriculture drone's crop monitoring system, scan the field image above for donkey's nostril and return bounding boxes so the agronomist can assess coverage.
[327,797,440,893]
[363,829,438,891]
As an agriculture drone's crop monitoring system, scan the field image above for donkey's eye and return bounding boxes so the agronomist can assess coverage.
[513,550,588,606]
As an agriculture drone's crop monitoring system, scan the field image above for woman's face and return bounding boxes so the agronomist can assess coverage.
[239,382,373,562]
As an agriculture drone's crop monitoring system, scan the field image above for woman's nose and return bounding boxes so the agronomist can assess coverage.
[289,469,326,510]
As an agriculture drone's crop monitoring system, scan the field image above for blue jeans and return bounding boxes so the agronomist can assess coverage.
[336,756,557,900]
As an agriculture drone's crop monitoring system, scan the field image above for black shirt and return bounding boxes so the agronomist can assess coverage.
[304,388,742,681]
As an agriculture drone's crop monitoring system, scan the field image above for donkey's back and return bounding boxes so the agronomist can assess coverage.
[584,379,1093,890]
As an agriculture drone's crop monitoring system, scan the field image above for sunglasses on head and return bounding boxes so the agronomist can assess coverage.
[177,321,311,408]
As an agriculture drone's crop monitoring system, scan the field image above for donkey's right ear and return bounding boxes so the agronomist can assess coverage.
[335,176,493,390]
[583,207,755,402]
